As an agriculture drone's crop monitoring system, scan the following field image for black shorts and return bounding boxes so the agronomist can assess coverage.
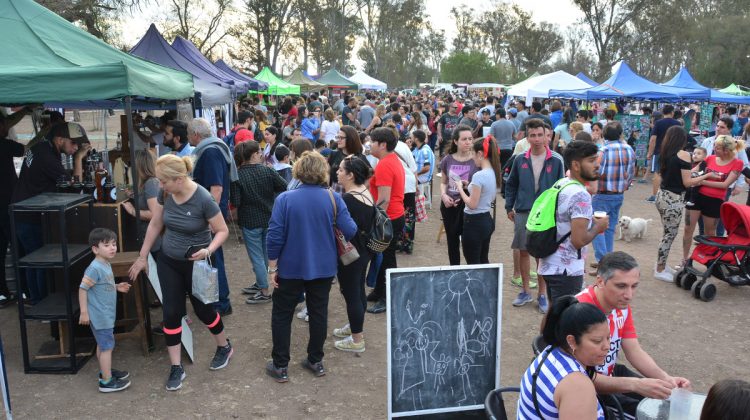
[693,192,723,219]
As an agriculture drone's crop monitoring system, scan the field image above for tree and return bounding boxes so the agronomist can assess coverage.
[552,26,597,77]
[424,26,446,82]
[440,51,498,84]
[38,0,140,44]
[571,0,649,79]
[161,0,232,58]
[300,0,362,73]
[228,0,298,73]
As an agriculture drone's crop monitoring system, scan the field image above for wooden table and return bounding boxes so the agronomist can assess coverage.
[110,252,153,355]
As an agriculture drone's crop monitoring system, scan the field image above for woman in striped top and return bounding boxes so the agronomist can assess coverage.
[518,296,609,420]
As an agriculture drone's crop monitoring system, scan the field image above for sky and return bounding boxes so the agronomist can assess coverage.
[120,0,583,72]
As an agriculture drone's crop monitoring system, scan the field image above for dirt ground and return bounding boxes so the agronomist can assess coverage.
[2,112,750,418]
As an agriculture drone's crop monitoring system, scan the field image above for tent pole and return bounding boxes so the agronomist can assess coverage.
[125,97,142,247]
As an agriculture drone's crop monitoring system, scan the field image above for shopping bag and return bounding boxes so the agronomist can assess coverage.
[192,257,219,304]
[415,193,428,222]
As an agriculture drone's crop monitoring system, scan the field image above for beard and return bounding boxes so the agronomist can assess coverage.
[581,168,599,182]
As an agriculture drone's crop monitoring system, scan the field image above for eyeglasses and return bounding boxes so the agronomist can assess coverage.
[335,135,347,140]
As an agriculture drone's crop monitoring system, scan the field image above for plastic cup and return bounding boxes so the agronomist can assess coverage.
[669,388,692,419]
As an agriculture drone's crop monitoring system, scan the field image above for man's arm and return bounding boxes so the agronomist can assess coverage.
[622,338,690,388]
[593,372,673,399]
[376,186,391,210]
[570,217,607,249]
[209,185,223,205]
[646,134,656,159]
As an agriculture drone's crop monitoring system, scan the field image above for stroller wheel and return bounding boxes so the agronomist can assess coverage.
[681,273,697,291]
[699,283,717,302]
[675,269,687,288]
[691,279,704,299]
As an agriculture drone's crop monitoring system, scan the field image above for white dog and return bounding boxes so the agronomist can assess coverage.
[617,216,652,242]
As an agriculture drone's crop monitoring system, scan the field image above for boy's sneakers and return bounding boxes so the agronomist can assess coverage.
[209,340,233,370]
[99,369,130,380]
[333,324,351,338]
[301,358,326,377]
[166,365,186,391]
[241,284,262,295]
[246,293,271,304]
[645,195,656,202]
[512,291,533,307]
[98,376,131,393]
[266,361,289,383]
[511,276,538,289]
[334,336,365,353]
[537,294,549,314]
[296,306,309,322]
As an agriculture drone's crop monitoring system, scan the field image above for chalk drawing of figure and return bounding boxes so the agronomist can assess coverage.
[406,299,429,325]
[432,353,451,394]
[454,318,485,405]
[394,321,443,410]
[440,271,485,314]
[470,317,493,358]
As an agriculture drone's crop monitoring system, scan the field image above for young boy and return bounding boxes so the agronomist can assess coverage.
[79,228,132,392]
[685,147,708,207]
[273,144,293,183]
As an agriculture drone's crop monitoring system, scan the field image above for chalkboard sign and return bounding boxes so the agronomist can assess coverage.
[386,264,503,418]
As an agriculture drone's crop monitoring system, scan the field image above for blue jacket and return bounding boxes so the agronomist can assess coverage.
[301,117,321,142]
[505,147,565,213]
[267,184,357,280]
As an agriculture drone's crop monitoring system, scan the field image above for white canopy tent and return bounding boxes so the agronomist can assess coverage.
[507,71,594,100]
[468,83,507,89]
[348,70,387,91]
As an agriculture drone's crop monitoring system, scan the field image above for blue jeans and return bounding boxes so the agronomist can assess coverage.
[242,227,268,289]
[211,246,231,311]
[592,193,624,262]
[16,222,47,303]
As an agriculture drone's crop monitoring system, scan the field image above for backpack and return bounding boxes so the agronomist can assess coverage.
[525,178,582,259]
[349,191,393,253]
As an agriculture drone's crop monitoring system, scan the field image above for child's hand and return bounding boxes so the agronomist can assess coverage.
[79,312,89,325]
[116,282,131,293]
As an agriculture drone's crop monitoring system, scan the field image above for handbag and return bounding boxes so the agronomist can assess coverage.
[192,255,219,304]
[328,189,360,266]
[415,192,428,222]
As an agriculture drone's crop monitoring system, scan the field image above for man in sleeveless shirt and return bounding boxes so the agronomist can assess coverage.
[577,251,691,418]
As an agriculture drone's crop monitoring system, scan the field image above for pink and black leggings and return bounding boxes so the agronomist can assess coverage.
[157,252,224,347]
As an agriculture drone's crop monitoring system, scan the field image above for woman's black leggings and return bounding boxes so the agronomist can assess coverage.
[461,212,495,264]
[337,253,371,334]
[158,252,224,347]
[440,200,466,265]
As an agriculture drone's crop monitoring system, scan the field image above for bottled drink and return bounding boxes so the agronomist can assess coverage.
[83,175,96,197]
[103,176,116,204]
[95,164,108,203]
[71,175,83,194]
[56,175,69,193]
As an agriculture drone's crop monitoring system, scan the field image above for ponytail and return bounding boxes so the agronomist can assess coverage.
[542,296,607,353]
[473,136,502,187]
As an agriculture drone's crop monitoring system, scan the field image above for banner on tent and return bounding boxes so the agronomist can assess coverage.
[616,114,651,166]
[699,103,715,132]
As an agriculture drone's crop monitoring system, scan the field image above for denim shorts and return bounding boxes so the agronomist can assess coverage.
[91,326,115,351]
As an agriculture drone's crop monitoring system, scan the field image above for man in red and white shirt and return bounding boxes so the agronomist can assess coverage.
[577,251,691,418]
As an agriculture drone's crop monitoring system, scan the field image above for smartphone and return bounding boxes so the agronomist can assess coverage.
[184,244,209,259]
[449,172,462,183]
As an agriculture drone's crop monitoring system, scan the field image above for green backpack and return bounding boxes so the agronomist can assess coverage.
[525,178,582,259]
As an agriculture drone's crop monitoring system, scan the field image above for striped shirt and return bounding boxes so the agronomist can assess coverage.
[597,140,636,194]
[517,346,605,420]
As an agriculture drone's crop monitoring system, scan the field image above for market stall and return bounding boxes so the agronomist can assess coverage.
[285,68,325,93]
[348,70,387,91]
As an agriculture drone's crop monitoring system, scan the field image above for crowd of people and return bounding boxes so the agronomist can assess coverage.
[1,90,749,418]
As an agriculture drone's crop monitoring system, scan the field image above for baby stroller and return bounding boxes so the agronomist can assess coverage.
[675,202,750,301]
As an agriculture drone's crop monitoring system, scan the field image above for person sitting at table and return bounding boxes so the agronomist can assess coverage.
[518,296,609,419]
[700,379,750,420]
[577,251,691,417]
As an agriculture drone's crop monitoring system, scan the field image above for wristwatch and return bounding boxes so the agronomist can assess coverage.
[267,267,278,274]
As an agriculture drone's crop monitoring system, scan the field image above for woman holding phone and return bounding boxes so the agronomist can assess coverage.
[128,154,232,392]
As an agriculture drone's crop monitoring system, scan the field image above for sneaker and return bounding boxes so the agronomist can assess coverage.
[530,271,538,279]
[335,336,365,353]
[301,358,326,377]
[266,360,288,383]
[165,365,186,391]
[246,293,272,304]
[209,340,233,370]
[367,299,386,314]
[98,377,131,393]
[333,324,351,338]
[664,266,677,275]
[511,276,537,288]
[512,291,533,307]
[100,369,130,380]
[366,291,381,302]
[537,294,549,314]
[0,294,16,307]
[654,269,675,283]
[685,201,694,206]
[241,284,262,295]
[645,195,656,202]
[296,306,308,320]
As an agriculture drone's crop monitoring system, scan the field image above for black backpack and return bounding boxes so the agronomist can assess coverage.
[349,191,393,253]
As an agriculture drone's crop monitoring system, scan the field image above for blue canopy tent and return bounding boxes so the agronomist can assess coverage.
[662,67,750,105]
[171,36,249,93]
[550,61,706,101]
[576,72,598,86]
[214,60,268,92]
[130,24,233,107]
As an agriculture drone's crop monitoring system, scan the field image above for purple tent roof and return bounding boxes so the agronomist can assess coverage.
[130,24,233,90]
[171,36,250,92]
[214,60,268,91]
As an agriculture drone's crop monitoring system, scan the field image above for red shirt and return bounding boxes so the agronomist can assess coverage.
[699,155,743,199]
[371,153,405,220]
[576,285,637,376]
[234,128,254,143]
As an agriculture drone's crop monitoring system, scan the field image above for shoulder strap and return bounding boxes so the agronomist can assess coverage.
[327,188,337,227]
[531,347,552,419]
[553,179,584,258]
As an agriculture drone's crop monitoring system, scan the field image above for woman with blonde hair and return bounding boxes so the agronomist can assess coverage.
[365,104,386,133]
[265,151,357,382]
[682,134,745,263]
[128,154,232,391]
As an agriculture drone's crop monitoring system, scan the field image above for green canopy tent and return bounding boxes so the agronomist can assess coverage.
[251,67,301,96]
[285,68,325,92]
[719,83,750,96]
[316,69,358,89]
[0,0,194,104]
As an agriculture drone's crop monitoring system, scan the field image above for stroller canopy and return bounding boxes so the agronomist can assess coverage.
[720,202,750,236]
